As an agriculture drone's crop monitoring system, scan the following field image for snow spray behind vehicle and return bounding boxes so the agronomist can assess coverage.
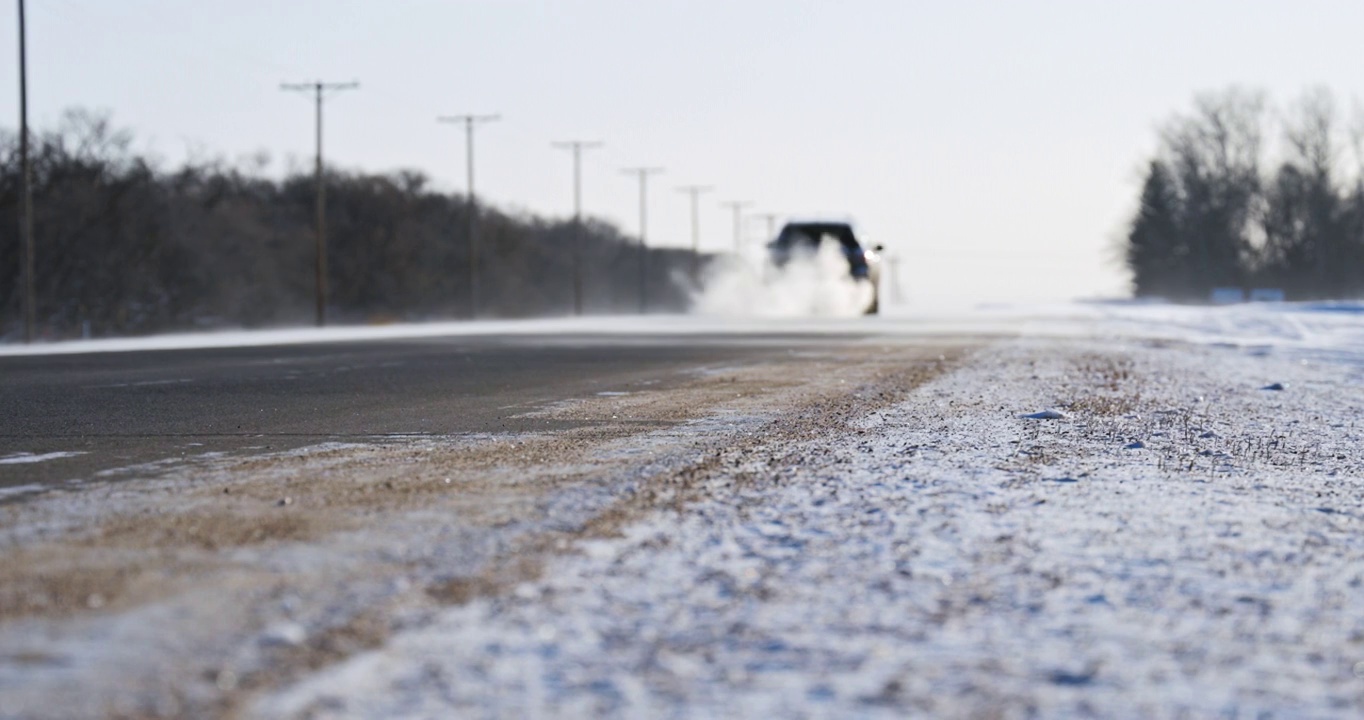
[689,236,877,317]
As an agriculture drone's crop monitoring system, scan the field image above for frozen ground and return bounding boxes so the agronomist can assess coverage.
[3,302,1364,718]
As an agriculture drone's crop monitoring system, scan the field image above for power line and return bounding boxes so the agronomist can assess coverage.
[552,140,603,315]
[676,185,714,285]
[280,80,359,327]
[621,166,664,313]
[438,113,500,319]
[719,200,753,255]
[17,0,34,342]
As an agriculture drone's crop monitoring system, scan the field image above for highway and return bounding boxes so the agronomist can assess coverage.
[0,329,873,492]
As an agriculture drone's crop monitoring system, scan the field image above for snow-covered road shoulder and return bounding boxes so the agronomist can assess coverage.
[256,330,1364,718]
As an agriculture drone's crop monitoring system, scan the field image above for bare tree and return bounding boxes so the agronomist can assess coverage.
[1,109,708,341]
[1262,88,1350,297]
[1156,88,1267,295]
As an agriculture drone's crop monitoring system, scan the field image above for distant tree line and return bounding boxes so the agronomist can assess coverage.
[1125,87,1364,301]
[0,110,703,340]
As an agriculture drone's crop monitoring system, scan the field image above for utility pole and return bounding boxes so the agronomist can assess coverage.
[751,212,781,243]
[720,200,752,255]
[621,166,664,313]
[438,113,499,318]
[17,0,34,342]
[676,185,713,285]
[552,140,602,315]
[281,80,358,327]
[750,213,782,282]
[885,254,904,305]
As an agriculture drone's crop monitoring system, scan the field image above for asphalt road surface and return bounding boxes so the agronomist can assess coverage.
[0,330,871,492]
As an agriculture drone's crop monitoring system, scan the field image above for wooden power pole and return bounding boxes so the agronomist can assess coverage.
[281,80,358,327]
[677,185,713,285]
[438,113,499,318]
[621,166,664,313]
[552,140,603,315]
[18,0,34,342]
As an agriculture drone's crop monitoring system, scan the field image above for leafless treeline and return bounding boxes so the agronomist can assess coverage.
[1127,87,1364,301]
[0,110,700,340]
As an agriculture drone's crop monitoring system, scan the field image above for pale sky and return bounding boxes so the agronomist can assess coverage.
[3,0,1363,307]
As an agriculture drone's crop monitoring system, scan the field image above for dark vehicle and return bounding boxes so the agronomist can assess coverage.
[767,221,884,314]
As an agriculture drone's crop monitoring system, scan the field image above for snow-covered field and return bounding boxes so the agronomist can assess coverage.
[3,301,1364,718]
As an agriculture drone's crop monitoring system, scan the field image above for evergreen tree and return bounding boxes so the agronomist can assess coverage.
[1126,160,1186,298]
